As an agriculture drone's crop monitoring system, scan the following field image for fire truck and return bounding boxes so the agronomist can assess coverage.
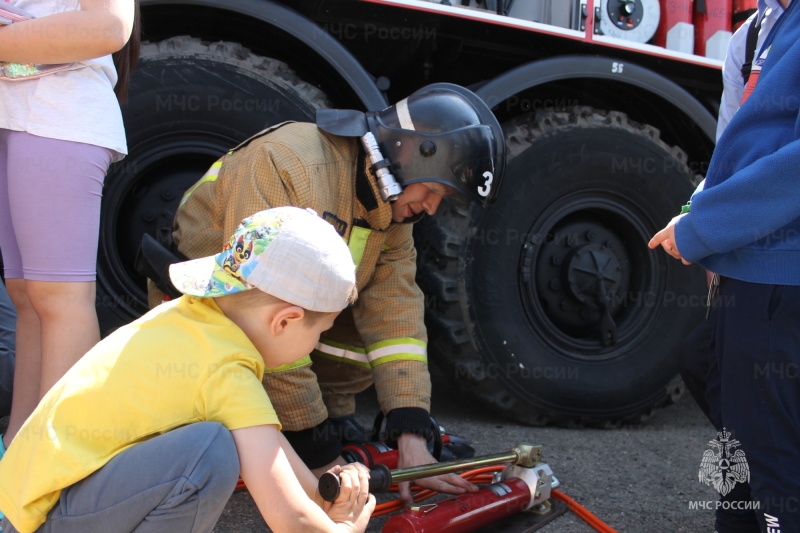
[100,0,744,427]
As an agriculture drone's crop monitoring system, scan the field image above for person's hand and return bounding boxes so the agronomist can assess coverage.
[322,463,376,533]
[648,214,692,265]
[396,433,478,504]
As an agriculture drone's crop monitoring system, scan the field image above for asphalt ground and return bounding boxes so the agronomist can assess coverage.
[213,364,723,533]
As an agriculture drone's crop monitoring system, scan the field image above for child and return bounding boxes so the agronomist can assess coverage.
[0,206,375,533]
[0,0,140,451]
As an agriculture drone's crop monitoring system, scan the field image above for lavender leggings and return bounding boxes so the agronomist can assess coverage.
[0,129,113,281]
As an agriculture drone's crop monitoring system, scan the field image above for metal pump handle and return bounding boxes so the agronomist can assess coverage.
[318,443,542,502]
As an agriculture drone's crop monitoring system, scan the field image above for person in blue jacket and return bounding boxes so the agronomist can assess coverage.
[672,2,790,531]
[650,1,800,530]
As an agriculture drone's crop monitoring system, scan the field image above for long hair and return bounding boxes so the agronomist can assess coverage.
[112,0,141,103]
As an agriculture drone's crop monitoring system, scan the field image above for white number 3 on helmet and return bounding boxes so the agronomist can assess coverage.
[478,171,493,197]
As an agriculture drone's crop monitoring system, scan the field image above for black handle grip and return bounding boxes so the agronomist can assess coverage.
[318,463,392,502]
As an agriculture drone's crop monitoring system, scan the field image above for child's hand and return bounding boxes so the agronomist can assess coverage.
[323,463,376,532]
[648,213,692,265]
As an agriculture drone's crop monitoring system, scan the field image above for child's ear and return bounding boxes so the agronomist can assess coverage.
[269,304,305,335]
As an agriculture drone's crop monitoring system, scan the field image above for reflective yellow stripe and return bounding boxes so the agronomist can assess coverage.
[180,160,223,207]
[348,226,371,268]
[367,338,427,351]
[366,338,427,367]
[313,338,428,368]
[370,352,428,367]
[261,355,312,374]
[313,340,370,368]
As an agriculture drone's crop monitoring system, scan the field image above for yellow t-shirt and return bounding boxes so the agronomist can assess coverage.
[0,296,279,533]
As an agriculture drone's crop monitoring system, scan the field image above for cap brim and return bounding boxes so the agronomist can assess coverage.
[169,255,250,298]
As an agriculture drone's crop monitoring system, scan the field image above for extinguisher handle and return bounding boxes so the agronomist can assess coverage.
[318,463,392,502]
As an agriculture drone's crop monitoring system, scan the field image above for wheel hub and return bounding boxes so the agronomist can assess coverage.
[523,217,631,343]
[565,242,622,303]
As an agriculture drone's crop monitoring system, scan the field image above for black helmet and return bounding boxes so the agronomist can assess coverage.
[367,83,505,206]
[316,83,506,207]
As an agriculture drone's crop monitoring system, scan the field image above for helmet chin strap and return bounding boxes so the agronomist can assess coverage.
[361,132,403,202]
[400,211,427,225]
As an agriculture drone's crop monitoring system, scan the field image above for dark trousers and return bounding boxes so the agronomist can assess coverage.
[680,310,761,533]
[705,278,800,533]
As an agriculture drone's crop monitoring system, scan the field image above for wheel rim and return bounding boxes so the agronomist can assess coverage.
[99,131,230,312]
[519,189,661,361]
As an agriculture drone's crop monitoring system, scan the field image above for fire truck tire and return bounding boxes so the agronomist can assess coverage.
[416,106,705,427]
[96,36,329,334]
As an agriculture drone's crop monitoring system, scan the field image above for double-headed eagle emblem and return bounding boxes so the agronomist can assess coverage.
[699,428,750,496]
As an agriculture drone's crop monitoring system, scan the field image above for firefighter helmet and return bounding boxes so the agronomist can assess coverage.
[367,83,505,206]
[316,83,506,206]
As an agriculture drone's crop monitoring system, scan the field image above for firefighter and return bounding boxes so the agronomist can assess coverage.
[144,83,506,500]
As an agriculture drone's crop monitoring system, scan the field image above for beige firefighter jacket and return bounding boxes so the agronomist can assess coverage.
[153,122,431,430]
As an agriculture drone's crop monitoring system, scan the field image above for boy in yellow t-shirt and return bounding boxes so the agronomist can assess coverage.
[0,206,375,533]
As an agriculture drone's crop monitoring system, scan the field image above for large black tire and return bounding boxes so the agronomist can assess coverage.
[416,106,706,427]
[96,37,330,334]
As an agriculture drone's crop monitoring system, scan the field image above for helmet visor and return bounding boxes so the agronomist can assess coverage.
[375,123,500,206]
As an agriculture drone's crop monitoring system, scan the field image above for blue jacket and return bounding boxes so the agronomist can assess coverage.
[676,0,800,285]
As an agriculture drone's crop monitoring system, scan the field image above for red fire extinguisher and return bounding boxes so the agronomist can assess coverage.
[694,0,733,59]
[656,0,695,53]
[381,477,538,533]
[732,0,757,30]
[381,461,557,533]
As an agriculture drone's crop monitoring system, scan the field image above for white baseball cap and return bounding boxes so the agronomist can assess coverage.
[169,207,356,312]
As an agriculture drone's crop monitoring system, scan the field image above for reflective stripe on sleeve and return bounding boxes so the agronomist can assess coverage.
[313,340,371,368]
[366,338,427,367]
[313,338,428,367]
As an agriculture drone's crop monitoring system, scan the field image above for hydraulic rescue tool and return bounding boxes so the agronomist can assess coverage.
[381,465,558,533]
[319,443,559,533]
[319,443,545,501]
